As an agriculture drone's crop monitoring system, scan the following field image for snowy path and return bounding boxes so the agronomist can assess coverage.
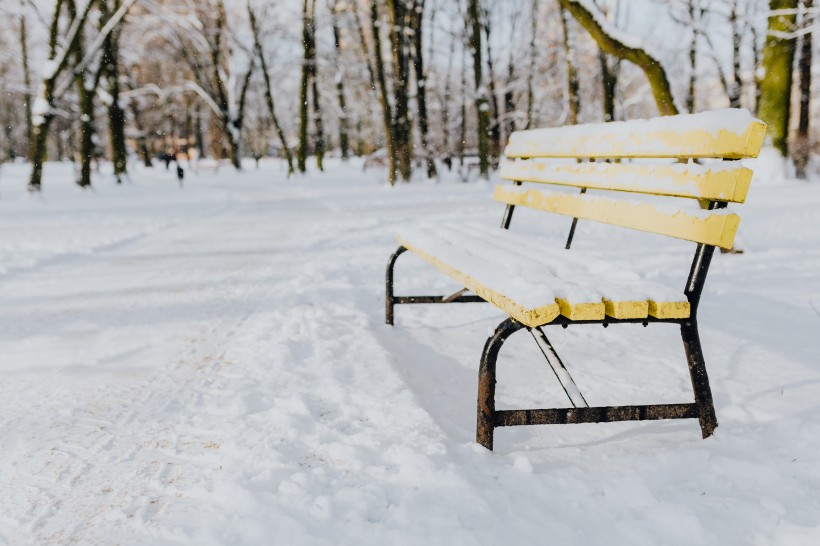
[1,161,819,544]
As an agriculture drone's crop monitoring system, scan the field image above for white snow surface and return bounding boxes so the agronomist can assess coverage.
[1,158,819,545]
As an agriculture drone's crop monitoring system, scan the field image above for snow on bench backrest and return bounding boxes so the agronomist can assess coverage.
[495,109,768,249]
[504,109,766,160]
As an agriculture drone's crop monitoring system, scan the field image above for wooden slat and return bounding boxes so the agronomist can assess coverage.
[397,224,692,326]
[648,300,691,319]
[499,160,753,203]
[604,299,649,319]
[556,299,605,321]
[493,185,740,249]
[396,235,560,328]
[504,109,766,160]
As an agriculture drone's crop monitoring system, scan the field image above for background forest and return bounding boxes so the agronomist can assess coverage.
[0,0,815,190]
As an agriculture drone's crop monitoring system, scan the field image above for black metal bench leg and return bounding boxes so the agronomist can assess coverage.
[681,320,718,438]
[386,246,407,325]
[477,318,526,450]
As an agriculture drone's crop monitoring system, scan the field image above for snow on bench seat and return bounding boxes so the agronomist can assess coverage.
[397,223,689,328]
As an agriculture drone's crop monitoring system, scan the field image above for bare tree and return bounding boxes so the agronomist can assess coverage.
[525,0,537,129]
[329,0,350,162]
[386,0,413,182]
[247,0,294,176]
[482,5,502,158]
[467,0,491,178]
[411,0,437,179]
[99,0,129,184]
[169,0,250,170]
[297,0,324,172]
[18,0,33,156]
[793,0,813,178]
[68,0,100,188]
[359,0,398,183]
[559,3,580,124]
[28,0,95,191]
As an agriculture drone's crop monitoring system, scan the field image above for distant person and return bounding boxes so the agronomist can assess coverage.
[176,157,184,187]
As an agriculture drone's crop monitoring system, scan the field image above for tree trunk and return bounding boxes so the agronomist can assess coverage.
[526,0,537,129]
[100,0,128,183]
[751,24,763,114]
[362,0,397,184]
[330,0,350,161]
[560,5,580,124]
[310,65,325,172]
[19,3,33,158]
[560,0,679,116]
[504,60,516,140]
[194,103,206,160]
[728,0,743,108]
[793,0,812,178]
[125,79,152,167]
[600,51,618,122]
[483,12,502,159]
[28,0,93,191]
[459,44,467,168]
[387,0,412,182]
[248,4,294,176]
[593,0,618,121]
[211,2,241,170]
[757,0,798,156]
[686,1,699,113]
[297,0,313,173]
[441,31,456,164]
[412,0,436,179]
[75,78,95,188]
[306,2,324,172]
[467,0,490,179]
[68,0,95,189]
[29,120,52,191]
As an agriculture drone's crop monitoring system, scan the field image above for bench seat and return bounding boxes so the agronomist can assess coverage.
[397,223,690,327]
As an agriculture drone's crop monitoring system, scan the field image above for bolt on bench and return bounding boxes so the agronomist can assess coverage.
[386,109,766,450]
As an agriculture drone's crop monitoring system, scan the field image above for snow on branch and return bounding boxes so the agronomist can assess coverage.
[73,0,140,76]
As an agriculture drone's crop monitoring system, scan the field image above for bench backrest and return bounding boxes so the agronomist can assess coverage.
[498,109,766,250]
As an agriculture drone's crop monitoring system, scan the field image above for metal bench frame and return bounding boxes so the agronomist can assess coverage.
[385,179,726,450]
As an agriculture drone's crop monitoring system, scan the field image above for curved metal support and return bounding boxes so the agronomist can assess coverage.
[681,319,718,438]
[684,201,725,315]
[477,317,527,450]
[386,246,408,325]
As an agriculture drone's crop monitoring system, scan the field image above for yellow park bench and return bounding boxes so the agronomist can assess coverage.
[386,109,766,450]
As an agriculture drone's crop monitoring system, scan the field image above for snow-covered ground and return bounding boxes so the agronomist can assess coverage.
[1,158,819,545]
